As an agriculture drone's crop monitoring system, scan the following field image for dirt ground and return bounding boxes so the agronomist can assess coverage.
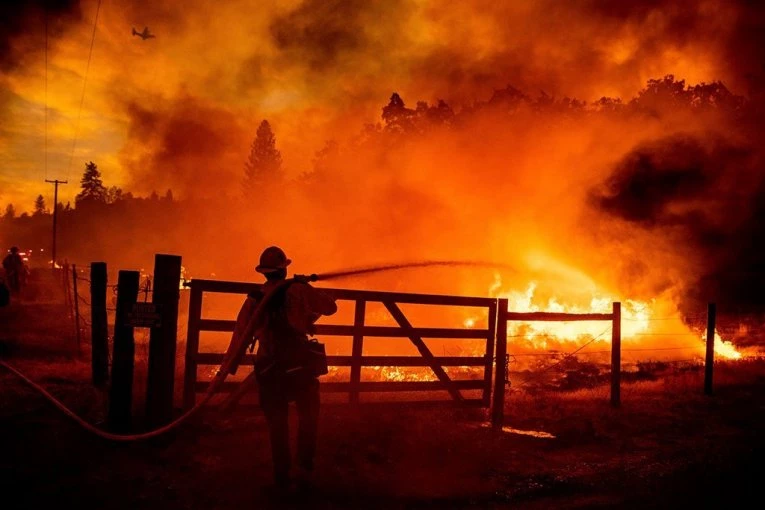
[1,301,764,509]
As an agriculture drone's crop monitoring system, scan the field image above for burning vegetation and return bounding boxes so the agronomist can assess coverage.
[2,1,765,364]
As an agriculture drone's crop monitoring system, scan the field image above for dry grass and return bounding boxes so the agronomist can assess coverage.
[2,305,765,509]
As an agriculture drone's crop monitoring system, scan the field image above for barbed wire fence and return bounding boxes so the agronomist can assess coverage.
[68,268,147,365]
[499,311,733,398]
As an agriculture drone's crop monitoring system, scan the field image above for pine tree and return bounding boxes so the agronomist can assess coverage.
[382,92,415,132]
[3,203,15,220]
[33,194,47,215]
[243,120,283,195]
[75,161,107,205]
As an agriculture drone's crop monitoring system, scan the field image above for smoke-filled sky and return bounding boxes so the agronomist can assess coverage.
[1,0,763,208]
[2,0,765,336]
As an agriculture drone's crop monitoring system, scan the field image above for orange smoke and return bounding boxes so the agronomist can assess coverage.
[1,1,764,359]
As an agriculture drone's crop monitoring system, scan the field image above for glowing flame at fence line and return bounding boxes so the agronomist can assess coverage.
[466,275,743,361]
[203,269,743,386]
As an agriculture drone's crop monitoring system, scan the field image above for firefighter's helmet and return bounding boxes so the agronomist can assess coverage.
[255,246,292,274]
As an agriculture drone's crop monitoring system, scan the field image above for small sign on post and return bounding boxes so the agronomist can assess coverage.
[127,302,163,328]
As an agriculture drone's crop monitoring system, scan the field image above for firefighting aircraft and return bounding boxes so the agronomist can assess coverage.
[132,26,155,40]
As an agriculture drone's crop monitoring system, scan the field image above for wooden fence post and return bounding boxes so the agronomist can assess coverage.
[483,300,498,407]
[349,299,366,404]
[90,262,109,386]
[183,282,202,410]
[610,302,622,408]
[108,270,139,432]
[72,264,81,352]
[705,303,716,396]
[492,298,508,429]
[146,254,182,427]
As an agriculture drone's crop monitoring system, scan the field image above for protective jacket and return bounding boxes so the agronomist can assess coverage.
[230,280,336,378]
[2,253,24,276]
[2,253,25,292]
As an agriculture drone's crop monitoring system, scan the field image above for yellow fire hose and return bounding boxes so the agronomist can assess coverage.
[0,260,513,442]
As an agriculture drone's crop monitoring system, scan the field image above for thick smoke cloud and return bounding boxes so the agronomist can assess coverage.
[3,0,765,204]
[593,132,765,320]
[119,95,249,197]
[0,0,80,70]
[596,136,742,225]
[270,0,371,71]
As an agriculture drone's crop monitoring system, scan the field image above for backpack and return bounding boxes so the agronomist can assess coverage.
[254,282,328,382]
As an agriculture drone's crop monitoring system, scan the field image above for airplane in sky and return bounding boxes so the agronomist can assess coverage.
[132,26,155,40]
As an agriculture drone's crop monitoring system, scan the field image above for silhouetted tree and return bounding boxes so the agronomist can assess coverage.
[302,140,341,183]
[630,75,692,114]
[594,96,624,113]
[243,120,283,195]
[687,81,745,112]
[164,189,174,202]
[105,186,124,204]
[75,161,107,205]
[382,92,415,132]
[427,99,455,125]
[487,85,530,113]
[3,203,15,221]
[33,195,47,216]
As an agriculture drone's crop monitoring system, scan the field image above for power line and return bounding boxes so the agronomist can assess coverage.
[44,9,48,181]
[67,0,102,180]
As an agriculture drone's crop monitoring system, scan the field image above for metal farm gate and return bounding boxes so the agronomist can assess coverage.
[183,279,498,412]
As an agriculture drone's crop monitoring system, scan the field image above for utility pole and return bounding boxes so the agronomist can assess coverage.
[44,179,67,268]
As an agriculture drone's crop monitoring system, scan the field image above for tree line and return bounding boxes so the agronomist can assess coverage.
[3,74,747,220]
[0,74,750,270]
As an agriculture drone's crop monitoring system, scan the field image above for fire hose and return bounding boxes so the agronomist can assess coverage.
[0,259,513,442]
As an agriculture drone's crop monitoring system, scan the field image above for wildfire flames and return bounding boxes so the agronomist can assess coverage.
[491,278,741,360]
[3,1,764,385]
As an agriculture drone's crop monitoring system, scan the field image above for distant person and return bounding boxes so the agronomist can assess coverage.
[230,246,337,492]
[2,246,25,295]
